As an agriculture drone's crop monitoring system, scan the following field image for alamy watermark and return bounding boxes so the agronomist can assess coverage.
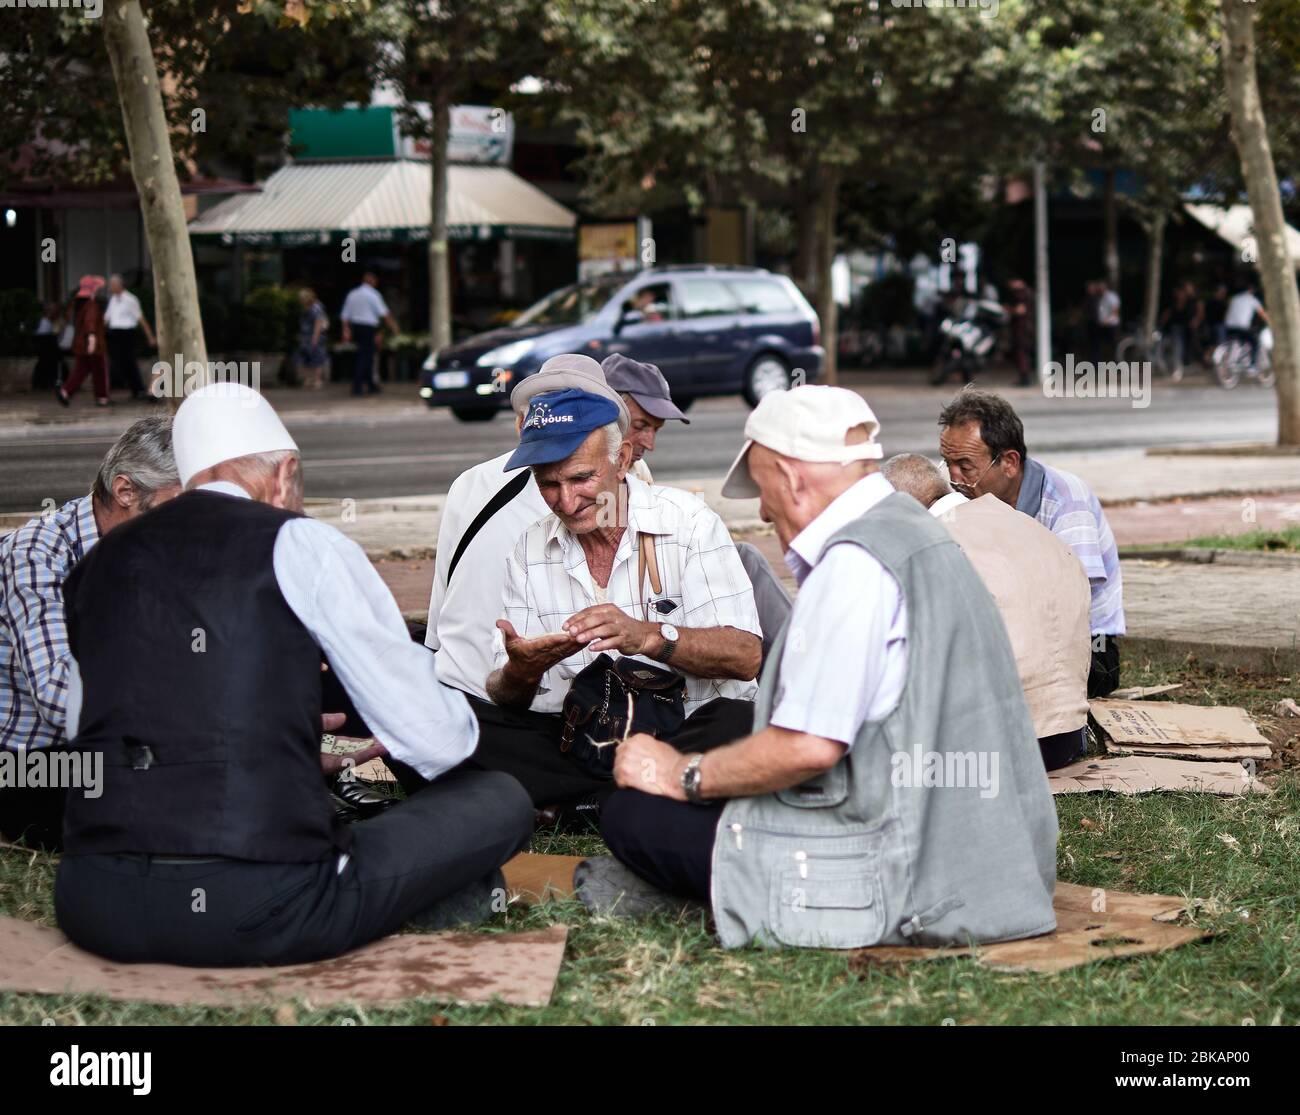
[1,0,102,18]
[890,744,1000,799]
[151,358,262,404]
[1042,354,1151,409]
[891,0,998,19]
[0,746,102,799]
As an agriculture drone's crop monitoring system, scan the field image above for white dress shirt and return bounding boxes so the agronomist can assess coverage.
[68,481,478,785]
[1225,291,1264,330]
[427,451,552,700]
[496,472,761,714]
[340,284,390,327]
[769,472,908,746]
[104,290,144,330]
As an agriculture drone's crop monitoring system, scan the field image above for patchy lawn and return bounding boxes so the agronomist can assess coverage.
[2,650,1297,1026]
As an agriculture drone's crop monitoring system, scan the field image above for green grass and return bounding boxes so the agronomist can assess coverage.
[2,650,1297,1026]
[1132,526,1300,553]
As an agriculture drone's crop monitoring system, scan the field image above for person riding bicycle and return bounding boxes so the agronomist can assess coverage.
[1224,279,1269,371]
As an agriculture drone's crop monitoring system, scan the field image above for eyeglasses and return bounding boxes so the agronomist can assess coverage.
[946,453,1001,498]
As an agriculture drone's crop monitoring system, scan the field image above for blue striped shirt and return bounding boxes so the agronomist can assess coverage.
[0,495,99,751]
[1017,457,1125,636]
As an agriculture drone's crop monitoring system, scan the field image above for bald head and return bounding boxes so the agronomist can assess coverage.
[883,453,952,509]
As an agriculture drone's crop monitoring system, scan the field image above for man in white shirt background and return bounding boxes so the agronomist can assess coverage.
[104,274,156,401]
[1225,277,1269,370]
[340,270,398,397]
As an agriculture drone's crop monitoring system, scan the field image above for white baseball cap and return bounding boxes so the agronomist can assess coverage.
[173,383,299,487]
[721,385,882,499]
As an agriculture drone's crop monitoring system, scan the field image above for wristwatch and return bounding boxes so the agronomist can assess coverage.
[656,622,679,663]
[680,753,706,804]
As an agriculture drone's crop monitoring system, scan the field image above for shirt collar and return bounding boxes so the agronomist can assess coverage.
[196,480,253,500]
[542,472,667,553]
[785,472,894,584]
[73,493,100,557]
[1015,455,1046,517]
[929,491,969,518]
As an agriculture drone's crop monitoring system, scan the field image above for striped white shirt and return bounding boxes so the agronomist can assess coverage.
[495,473,761,714]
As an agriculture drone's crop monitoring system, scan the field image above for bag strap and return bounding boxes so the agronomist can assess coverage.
[446,470,530,586]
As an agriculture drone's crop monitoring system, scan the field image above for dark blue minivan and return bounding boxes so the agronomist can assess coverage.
[420,265,823,421]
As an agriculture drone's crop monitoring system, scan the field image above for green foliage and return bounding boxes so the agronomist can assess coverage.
[0,288,43,357]
[239,284,298,352]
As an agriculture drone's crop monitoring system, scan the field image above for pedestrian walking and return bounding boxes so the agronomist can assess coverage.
[104,274,157,400]
[296,287,330,389]
[340,270,397,397]
[57,276,109,407]
[1004,277,1033,385]
[31,301,66,391]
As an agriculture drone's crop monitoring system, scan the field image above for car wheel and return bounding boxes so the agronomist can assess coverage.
[743,353,791,407]
[451,405,499,422]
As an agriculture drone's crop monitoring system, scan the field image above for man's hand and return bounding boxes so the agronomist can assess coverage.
[497,620,580,681]
[613,732,689,800]
[564,604,659,656]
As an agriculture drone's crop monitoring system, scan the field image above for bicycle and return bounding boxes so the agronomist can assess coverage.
[1210,329,1275,390]
[1115,327,1183,382]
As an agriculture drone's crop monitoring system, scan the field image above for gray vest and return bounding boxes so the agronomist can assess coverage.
[710,492,1058,949]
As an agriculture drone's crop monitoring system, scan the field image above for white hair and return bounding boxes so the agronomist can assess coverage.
[602,422,623,463]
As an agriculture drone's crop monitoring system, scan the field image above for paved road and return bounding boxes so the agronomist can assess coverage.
[0,373,1280,511]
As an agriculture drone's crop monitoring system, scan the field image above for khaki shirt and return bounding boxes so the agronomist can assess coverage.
[939,494,1090,738]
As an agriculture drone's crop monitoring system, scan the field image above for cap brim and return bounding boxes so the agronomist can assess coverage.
[720,439,759,499]
[503,429,593,472]
[632,393,690,424]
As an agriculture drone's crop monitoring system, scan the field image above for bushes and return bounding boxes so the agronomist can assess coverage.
[239,285,299,352]
[0,288,42,357]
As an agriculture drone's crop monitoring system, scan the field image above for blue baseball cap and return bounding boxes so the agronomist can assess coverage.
[504,388,621,472]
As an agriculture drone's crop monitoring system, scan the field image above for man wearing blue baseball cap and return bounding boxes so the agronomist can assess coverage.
[470,387,764,814]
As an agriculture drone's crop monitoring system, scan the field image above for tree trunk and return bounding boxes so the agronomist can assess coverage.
[102,0,206,407]
[428,96,452,354]
[812,165,840,386]
[1103,166,1120,291]
[794,196,818,294]
[1141,211,1165,344]
[1220,0,1300,445]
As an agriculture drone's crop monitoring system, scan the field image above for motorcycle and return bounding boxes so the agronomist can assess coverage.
[930,298,1008,385]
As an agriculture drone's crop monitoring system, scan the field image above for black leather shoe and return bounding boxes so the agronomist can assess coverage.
[539,793,604,834]
[330,774,397,819]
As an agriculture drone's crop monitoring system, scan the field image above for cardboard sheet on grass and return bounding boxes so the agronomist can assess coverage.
[0,919,567,1009]
[505,856,1206,975]
[1090,699,1271,761]
[1049,755,1269,796]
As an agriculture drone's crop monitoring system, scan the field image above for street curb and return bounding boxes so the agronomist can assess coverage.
[1121,548,1300,567]
[1125,635,1300,676]
[1147,443,1300,458]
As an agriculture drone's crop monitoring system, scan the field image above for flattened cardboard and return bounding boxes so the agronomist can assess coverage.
[1090,699,1271,761]
[851,882,1208,974]
[1049,755,1269,797]
[0,918,567,1009]
[503,853,584,905]
[1109,684,1183,701]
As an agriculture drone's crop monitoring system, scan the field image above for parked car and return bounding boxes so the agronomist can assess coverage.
[419,265,823,421]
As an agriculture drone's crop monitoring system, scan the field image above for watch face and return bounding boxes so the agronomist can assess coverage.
[661,623,679,642]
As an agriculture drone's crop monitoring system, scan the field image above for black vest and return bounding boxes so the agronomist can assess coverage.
[62,489,349,861]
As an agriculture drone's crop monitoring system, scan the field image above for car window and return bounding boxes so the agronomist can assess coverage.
[513,275,627,326]
[728,279,797,314]
[677,278,740,319]
[622,282,674,323]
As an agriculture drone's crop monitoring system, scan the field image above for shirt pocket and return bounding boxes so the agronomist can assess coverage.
[769,858,884,949]
[774,760,849,809]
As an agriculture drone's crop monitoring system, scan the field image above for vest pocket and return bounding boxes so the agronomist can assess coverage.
[774,760,848,809]
[769,860,884,949]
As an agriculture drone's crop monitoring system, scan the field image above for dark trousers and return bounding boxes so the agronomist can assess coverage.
[54,768,533,968]
[462,694,755,808]
[62,353,108,401]
[107,328,147,396]
[351,325,377,395]
[1087,635,1121,699]
[32,335,64,390]
[601,791,723,900]
[0,777,67,852]
[1039,727,1087,772]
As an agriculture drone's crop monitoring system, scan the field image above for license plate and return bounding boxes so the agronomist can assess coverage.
[433,371,470,389]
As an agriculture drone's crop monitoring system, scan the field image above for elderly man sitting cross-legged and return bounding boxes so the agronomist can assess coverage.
[584,385,1057,949]
[474,387,763,815]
